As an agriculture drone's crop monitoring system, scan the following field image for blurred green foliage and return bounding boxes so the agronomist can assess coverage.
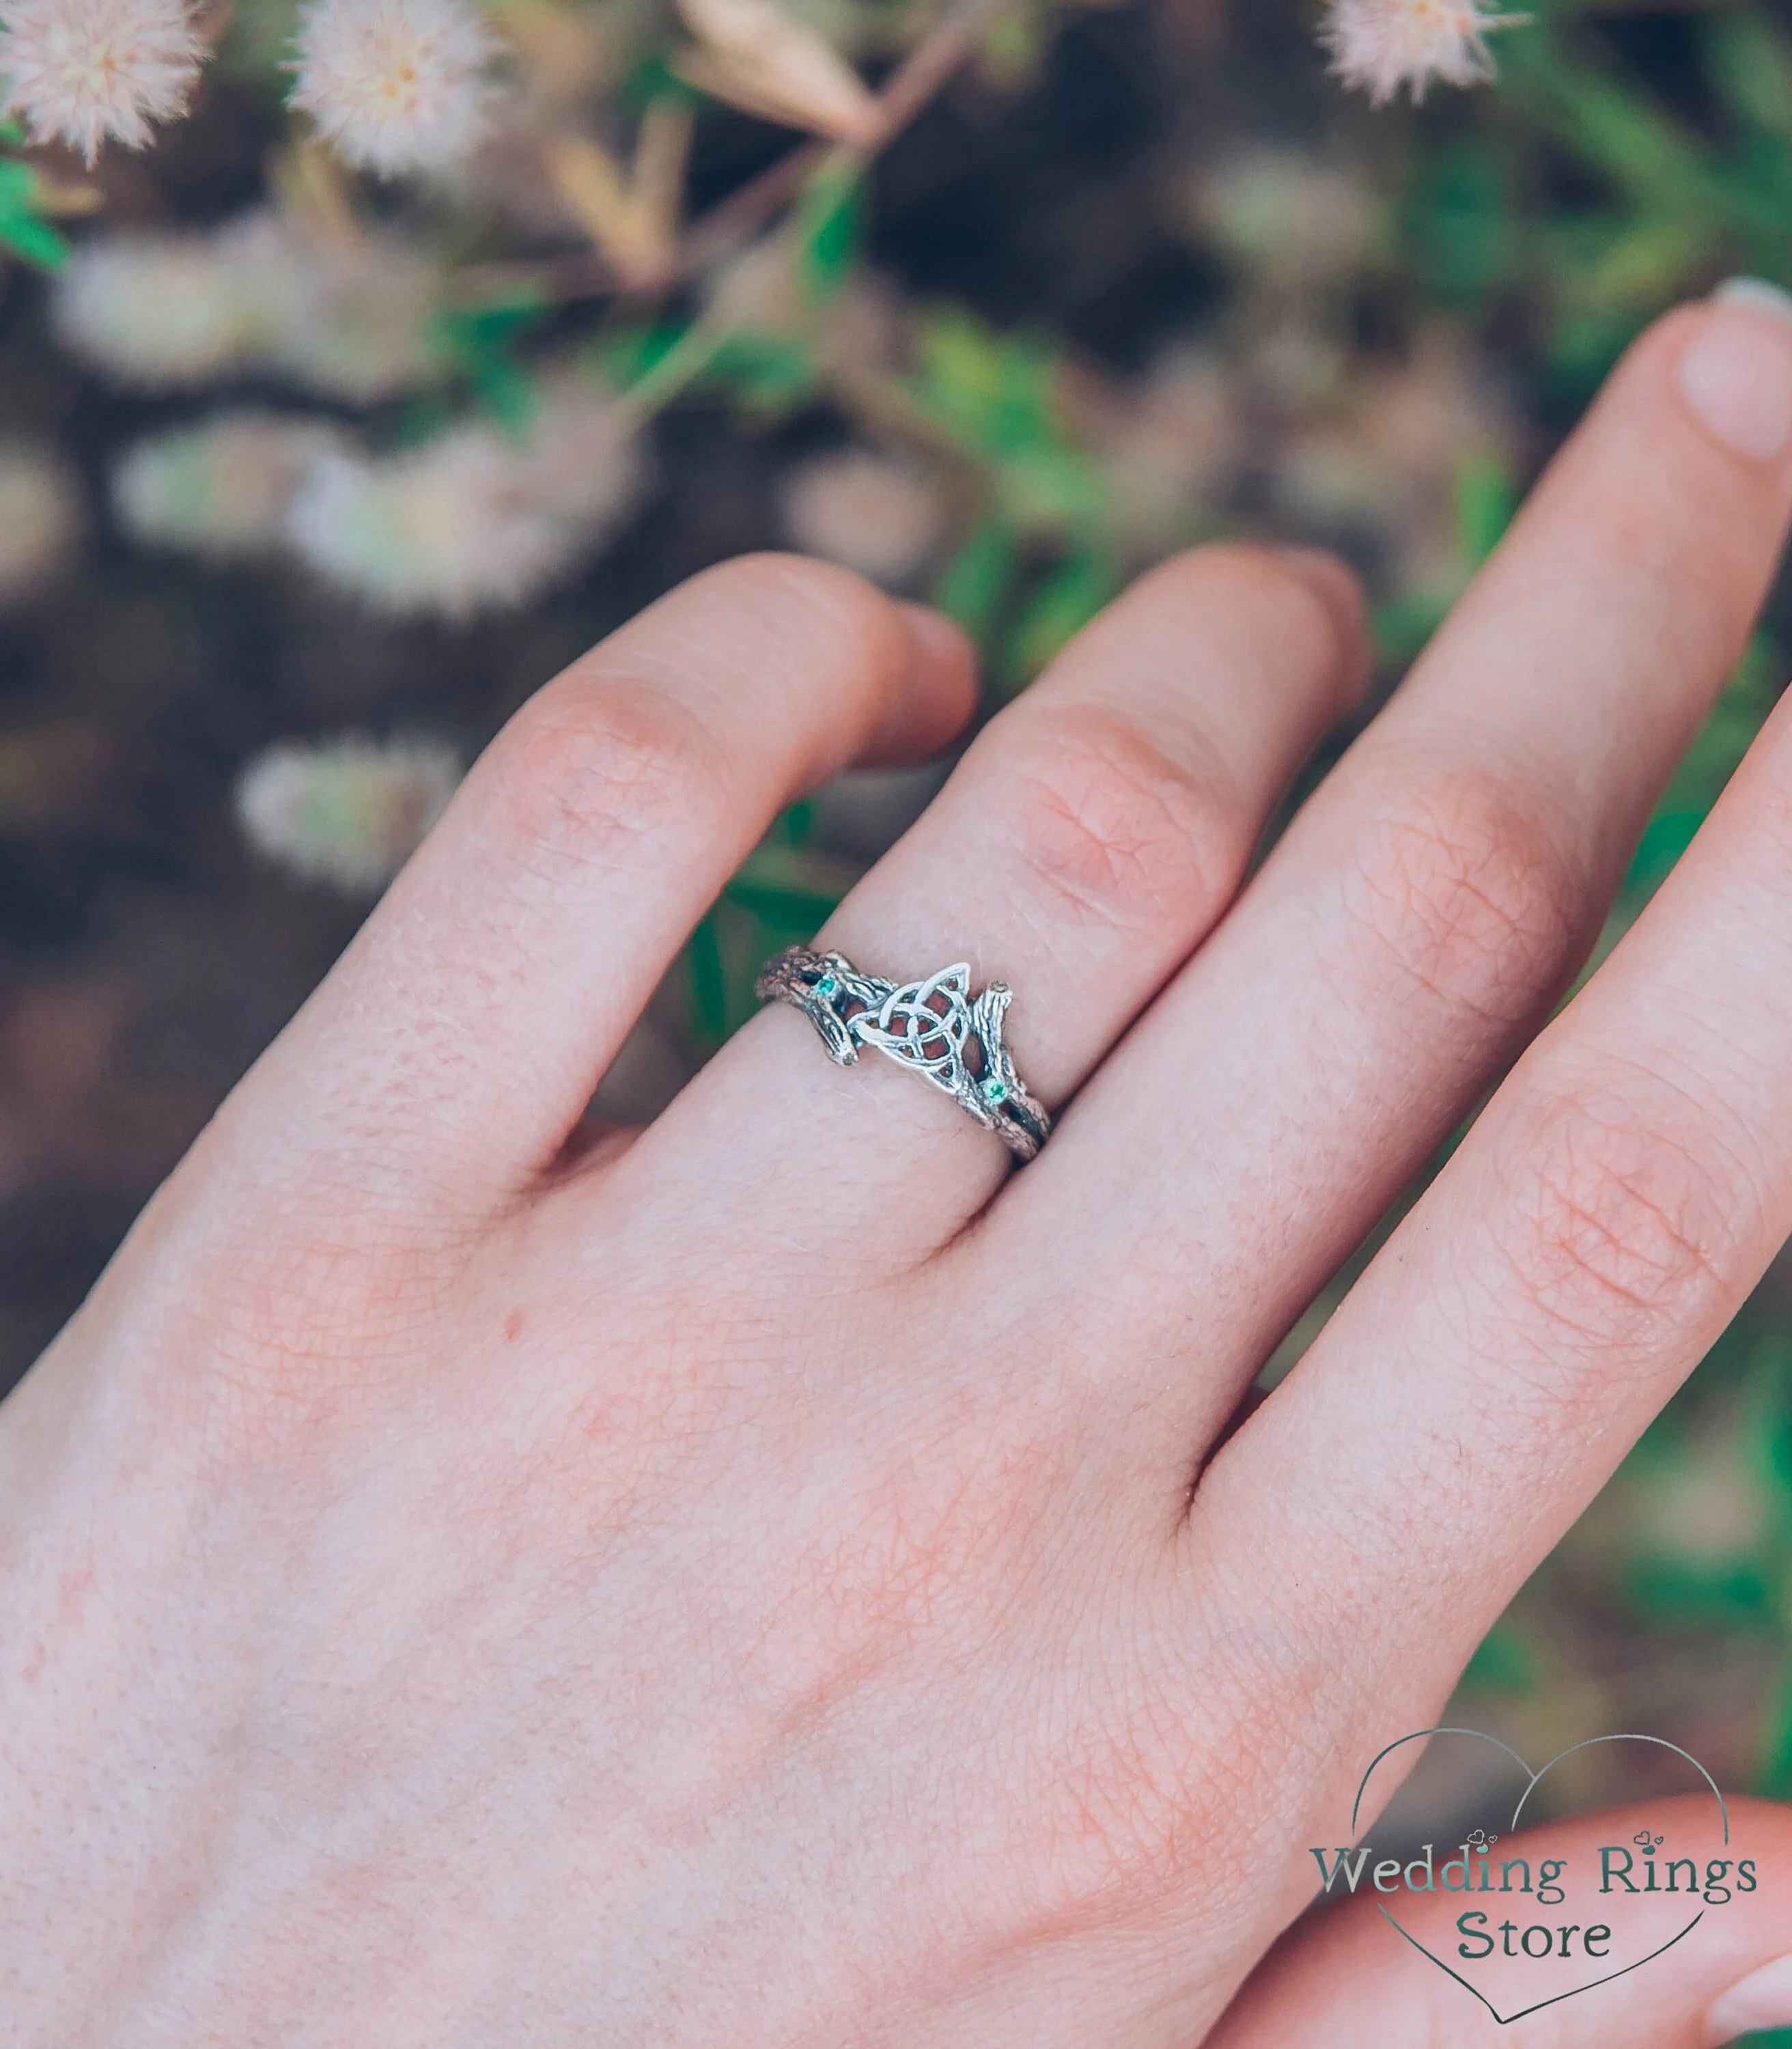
[0,118,70,269]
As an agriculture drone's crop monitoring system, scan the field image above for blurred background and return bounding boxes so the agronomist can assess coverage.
[4,0,1792,2018]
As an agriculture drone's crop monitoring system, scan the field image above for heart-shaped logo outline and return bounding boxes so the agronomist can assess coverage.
[1349,1728,1731,2027]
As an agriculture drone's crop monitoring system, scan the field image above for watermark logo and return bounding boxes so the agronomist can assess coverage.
[1311,1729,1754,2026]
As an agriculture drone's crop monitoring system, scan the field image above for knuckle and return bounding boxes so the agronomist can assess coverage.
[1492,1070,1749,1354]
[486,675,731,881]
[1003,704,1240,935]
[1338,766,1583,1029]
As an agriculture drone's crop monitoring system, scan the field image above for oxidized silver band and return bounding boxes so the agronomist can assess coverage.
[756,945,1052,1162]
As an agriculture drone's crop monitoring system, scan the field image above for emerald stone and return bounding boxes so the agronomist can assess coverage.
[815,974,838,999]
[983,1077,1008,1104]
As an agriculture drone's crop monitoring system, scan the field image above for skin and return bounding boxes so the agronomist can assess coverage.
[8,295,1792,2047]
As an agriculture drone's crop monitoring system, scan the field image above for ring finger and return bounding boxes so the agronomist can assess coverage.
[657,542,1367,1267]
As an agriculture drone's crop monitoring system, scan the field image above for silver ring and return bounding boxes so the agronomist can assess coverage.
[756,946,1052,1162]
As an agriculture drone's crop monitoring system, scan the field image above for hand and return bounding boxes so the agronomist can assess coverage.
[10,288,1792,2049]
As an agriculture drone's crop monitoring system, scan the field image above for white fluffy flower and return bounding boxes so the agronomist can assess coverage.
[0,441,82,606]
[258,225,443,401]
[290,0,496,176]
[285,430,553,617]
[53,216,279,388]
[114,412,345,560]
[1321,0,1523,106]
[236,734,462,893]
[779,448,949,587]
[53,211,443,398]
[285,382,644,618]
[0,0,204,163]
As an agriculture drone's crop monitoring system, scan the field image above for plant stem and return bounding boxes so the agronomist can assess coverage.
[453,0,1017,309]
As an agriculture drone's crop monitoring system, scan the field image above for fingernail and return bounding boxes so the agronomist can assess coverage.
[1706,1954,1792,2043]
[1677,281,1792,462]
[1716,277,1792,323]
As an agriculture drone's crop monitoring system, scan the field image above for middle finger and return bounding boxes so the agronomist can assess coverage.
[977,290,1792,1473]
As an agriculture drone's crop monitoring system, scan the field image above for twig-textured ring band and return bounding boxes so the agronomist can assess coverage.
[756,945,1053,1162]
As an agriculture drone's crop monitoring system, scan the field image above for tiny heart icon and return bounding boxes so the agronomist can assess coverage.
[1315,1728,1738,2026]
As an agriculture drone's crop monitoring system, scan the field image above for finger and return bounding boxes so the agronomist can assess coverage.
[1188,665,1792,1794]
[1209,1796,1792,2049]
[983,288,1792,1472]
[215,557,976,1210]
[656,543,1367,1266]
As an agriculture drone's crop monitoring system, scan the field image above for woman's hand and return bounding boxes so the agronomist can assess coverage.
[10,288,1792,2049]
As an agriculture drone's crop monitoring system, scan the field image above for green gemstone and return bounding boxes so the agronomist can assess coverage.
[983,1078,1008,1104]
[815,974,838,998]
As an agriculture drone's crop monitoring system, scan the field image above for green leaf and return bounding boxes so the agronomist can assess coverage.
[430,294,553,428]
[1625,809,1705,900]
[1625,1556,1776,1628]
[932,516,1018,648]
[1625,639,1778,901]
[441,290,551,348]
[910,313,1008,445]
[1752,1327,1792,1511]
[0,204,70,270]
[725,877,841,925]
[909,309,1058,457]
[1502,31,1722,223]
[1373,591,1449,671]
[1403,141,1512,309]
[703,331,816,414]
[978,0,1045,85]
[993,441,1106,535]
[904,309,1103,541]
[1542,307,1646,416]
[794,162,864,308]
[770,800,813,850]
[625,53,704,113]
[1453,452,1518,570]
[1461,1622,1537,1697]
[1756,1656,1792,1800]
[688,915,729,1048]
[0,158,70,270]
[1703,14,1792,146]
[597,320,693,387]
[1001,550,1117,689]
